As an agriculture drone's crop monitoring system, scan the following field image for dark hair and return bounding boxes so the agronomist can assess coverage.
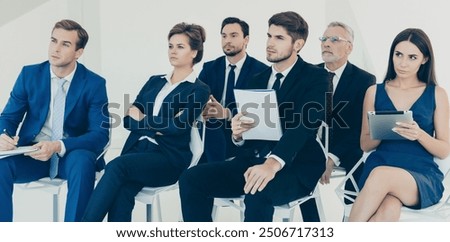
[268,11,308,43]
[221,17,249,37]
[168,22,206,65]
[52,19,89,50]
[383,28,437,85]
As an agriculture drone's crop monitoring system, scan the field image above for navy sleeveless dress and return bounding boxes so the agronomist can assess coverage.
[358,83,444,209]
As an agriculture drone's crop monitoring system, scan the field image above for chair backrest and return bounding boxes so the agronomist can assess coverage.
[316,121,329,155]
[187,117,205,168]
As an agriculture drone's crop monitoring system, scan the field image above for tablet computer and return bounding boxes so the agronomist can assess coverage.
[368,110,413,140]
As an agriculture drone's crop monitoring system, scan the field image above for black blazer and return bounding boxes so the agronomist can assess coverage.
[240,56,329,190]
[319,62,376,171]
[121,75,210,169]
[199,54,267,160]
[199,54,268,107]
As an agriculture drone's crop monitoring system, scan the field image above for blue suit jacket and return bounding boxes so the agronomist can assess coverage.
[0,61,110,170]
[122,75,210,169]
[199,55,267,161]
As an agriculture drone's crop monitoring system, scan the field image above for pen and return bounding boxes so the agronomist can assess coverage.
[2,129,12,138]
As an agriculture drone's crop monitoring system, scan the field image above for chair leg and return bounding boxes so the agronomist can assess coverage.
[212,205,219,221]
[314,189,326,222]
[146,204,152,222]
[156,195,162,222]
[53,194,59,222]
[238,200,245,222]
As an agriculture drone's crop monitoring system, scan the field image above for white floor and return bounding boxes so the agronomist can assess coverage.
[12,147,450,222]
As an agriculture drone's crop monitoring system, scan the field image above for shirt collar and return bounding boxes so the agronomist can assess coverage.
[271,56,297,78]
[163,70,197,84]
[324,61,347,80]
[226,53,247,70]
[50,62,77,83]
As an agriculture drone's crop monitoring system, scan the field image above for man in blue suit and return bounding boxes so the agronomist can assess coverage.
[300,21,376,221]
[200,17,267,163]
[0,19,110,222]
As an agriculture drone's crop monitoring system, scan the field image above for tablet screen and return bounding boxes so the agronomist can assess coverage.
[368,110,413,140]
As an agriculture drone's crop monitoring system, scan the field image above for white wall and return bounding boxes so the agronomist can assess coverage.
[1,0,450,221]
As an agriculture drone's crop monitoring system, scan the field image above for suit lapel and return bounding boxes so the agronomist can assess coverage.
[215,57,226,100]
[146,76,167,116]
[64,63,87,120]
[333,63,353,102]
[249,68,271,89]
[41,63,52,123]
[276,57,305,103]
[235,56,252,89]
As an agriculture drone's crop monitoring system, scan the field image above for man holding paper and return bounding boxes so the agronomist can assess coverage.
[179,11,329,221]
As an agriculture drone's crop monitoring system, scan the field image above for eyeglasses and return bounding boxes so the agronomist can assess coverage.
[319,36,352,44]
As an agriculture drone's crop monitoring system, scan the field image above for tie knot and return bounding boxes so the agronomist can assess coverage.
[275,73,284,80]
[57,78,67,88]
[328,72,335,80]
[229,64,236,70]
[272,73,283,91]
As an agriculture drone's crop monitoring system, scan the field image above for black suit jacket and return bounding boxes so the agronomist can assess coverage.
[319,62,376,171]
[199,55,267,107]
[240,56,329,190]
[122,75,210,170]
[199,55,267,161]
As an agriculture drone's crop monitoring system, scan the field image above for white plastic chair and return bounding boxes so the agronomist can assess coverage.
[17,120,112,222]
[212,122,328,222]
[134,119,205,222]
[335,151,450,221]
[17,148,109,222]
[18,171,104,222]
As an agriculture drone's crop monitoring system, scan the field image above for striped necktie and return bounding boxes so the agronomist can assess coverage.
[49,78,67,179]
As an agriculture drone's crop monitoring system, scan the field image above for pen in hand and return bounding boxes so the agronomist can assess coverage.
[3,129,12,138]
[2,129,18,147]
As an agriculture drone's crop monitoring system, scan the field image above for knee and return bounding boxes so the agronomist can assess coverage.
[178,167,206,196]
[366,166,391,184]
[64,149,97,174]
[0,160,13,183]
[0,159,12,174]
[104,156,128,174]
[179,167,196,189]
[372,196,402,221]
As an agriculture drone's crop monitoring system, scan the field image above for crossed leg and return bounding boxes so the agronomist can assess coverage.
[348,166,419,222]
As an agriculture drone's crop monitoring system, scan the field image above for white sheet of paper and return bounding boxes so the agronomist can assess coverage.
[234,89,282,141]
[0,146,38,159]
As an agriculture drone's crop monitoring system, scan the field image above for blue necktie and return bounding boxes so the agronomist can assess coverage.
[272,73,283,91]
[50,78,67,179]
[224,64,236,106]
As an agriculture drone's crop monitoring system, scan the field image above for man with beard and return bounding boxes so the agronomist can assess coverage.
[299,21,376,222]
[179,11,329,221]
[199,17,267,164]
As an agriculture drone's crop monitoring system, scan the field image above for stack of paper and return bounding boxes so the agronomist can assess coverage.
[234,89,282,141]
[0,146,38,159]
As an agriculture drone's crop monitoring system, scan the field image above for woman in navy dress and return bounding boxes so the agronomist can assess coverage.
[349,28,450,221]
[82,23,210,222]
